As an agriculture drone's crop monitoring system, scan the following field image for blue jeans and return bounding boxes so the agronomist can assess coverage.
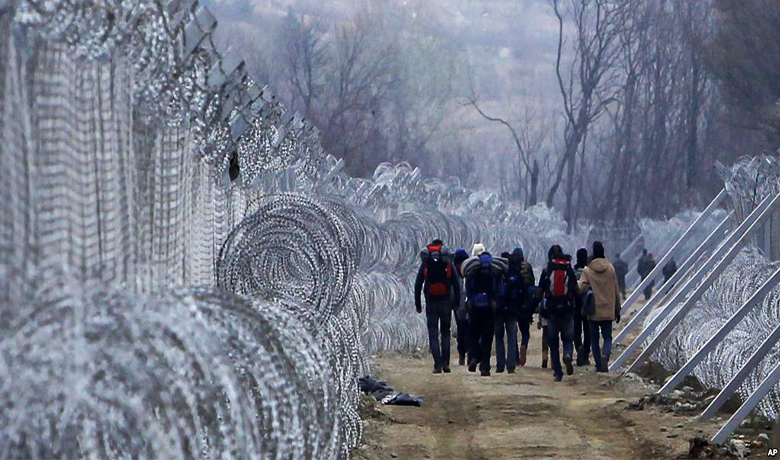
[494,311,518,371]
[547,312,574,377]
[426,299,452,369]
[589,320,613,368]
[518,316,531,348]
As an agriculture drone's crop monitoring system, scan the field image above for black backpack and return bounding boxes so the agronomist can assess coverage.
[424,244,452,298]
[544,255,574,314]
[582,286,596,317]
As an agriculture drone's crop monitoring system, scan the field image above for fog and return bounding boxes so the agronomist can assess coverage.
[205,0,778,227]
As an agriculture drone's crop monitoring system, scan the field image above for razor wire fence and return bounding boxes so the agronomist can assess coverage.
[0,0,737,457]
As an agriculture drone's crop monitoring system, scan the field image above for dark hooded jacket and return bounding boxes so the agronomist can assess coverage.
[452,249,469,309]
[501,248,535,312]
[537,246,578,314]
[613,255,628,283]
[574,248,588,280]
[662,259,677,281]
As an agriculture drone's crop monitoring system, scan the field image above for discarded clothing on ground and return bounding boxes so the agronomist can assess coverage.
[381,392,424,407]
[359,375,395,400]
[359,375,424,407]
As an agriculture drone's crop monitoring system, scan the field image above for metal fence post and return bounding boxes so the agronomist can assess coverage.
[711,360,780,444]
[614,212,733,345]
[619,192,780,374]
[658,266,780,395]
[610,192,779,372]
[700,322,780,420]
[619,189,727,316]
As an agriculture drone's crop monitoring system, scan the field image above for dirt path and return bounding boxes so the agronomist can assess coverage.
[355,322,729,460]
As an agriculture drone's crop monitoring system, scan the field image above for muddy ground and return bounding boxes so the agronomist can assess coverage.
[353,312,773,460]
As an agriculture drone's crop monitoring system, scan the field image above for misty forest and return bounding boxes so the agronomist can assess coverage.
[3,0,780,458]
[211,0,780,226]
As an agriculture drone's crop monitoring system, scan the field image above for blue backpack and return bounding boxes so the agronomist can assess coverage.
[504,261,526,305]
[472,253,494,309]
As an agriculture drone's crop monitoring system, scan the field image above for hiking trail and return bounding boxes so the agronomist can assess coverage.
[354,323,727,460]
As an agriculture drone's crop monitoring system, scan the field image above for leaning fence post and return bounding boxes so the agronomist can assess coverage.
[658,266,780,395]
[614,212,733,345]
[610,192,780,373]
[711,361,780,445]
[619,188,727,317]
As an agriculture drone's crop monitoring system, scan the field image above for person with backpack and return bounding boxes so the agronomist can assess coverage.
[453,248,470,366]
[494,249,527,374]
[612,252,629,299]
[415,239,461,374]
[536,244,577,381]
[578,241,622,372]
[573,248,591,367]
[502,248,536,368]
[464,243,503,377]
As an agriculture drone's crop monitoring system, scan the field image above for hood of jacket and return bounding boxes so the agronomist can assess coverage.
[588,257,611,274]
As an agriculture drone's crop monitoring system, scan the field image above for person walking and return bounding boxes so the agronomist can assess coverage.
[464,243,502,377]
[579,241,622,373]
[414,239,460,374]
[612,252,628,299]
[638,249,656,300]
[453,248,470,366]
[513,248,536,367]
[495,248,532,373]
[537,245,577,382]
[644,253,657,300]
[573,248,591,367]
[662,257,678,284]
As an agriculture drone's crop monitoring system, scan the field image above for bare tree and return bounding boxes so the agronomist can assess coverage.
[675,0,712,191]
[549,0,627,231]
[280,9,329,116]
[708,0,780,142]
[467,98,547,208]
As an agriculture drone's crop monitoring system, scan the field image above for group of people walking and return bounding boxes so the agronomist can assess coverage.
[414,239,623,381]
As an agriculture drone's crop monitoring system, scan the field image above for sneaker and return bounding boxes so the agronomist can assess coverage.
[468,359,478,373]
[443,366,451,373]
[554,374,563,382]
[519,346,527,367]
[496,367,505,374]
[601,354,610,373]
[563,355,574,376]
[459,355,466,366]
[433,367,442,374]
[507,368,516,374]
[480,370,491,377]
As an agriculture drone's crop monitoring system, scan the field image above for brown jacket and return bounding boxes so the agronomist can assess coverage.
[579,258,621,321]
